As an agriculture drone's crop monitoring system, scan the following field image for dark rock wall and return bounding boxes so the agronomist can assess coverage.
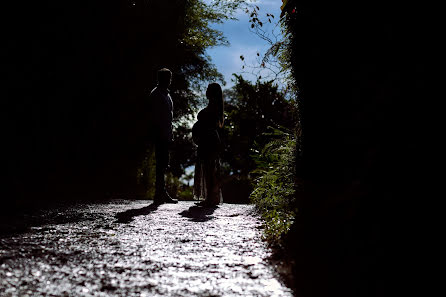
[286,1,427,296]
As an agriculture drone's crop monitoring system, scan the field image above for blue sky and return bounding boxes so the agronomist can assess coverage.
[205,0,283,89]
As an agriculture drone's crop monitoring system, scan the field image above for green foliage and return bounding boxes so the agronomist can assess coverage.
[176,0,248,95]
[138,0,249,193]
[176,185,194,201]
[244,3,298,95]
[137,146,157,199]
[165,173,194,200]
[238,3,303,245]
[250,127,297,245]
[169,125,196,178]
[136,146,194,200]
[222,75,298,178]
[182,0,228,49]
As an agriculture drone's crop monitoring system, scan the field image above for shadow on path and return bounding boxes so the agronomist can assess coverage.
[115,203,159,223]
[179,205,217,222]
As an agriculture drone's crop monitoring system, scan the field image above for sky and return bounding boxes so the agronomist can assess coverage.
[183,1,284,182]
[205,0,284,89]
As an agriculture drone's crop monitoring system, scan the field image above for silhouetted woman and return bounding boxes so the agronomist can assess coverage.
[192,83,224,206]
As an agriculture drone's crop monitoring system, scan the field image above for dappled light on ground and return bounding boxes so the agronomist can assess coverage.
[0,200,292,296]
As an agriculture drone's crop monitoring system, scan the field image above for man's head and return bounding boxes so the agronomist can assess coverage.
[157,68,172,88]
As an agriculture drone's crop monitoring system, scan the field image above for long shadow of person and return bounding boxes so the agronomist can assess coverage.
[179,205,217,222]
[115,203,160,223]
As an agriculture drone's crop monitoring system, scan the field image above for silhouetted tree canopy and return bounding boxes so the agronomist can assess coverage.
[222,75,298,178]
[2,0,247,207]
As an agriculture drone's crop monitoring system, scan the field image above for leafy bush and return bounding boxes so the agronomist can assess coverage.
[176,185,194,201]
[137,146,157,199]
[137,145,194,200]
[250,127,297,245]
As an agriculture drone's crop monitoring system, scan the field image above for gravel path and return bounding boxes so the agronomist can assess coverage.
[0,200,293,296]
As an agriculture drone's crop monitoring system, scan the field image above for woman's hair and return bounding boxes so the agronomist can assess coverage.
[206,82,224,128]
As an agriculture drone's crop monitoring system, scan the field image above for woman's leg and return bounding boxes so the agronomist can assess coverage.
[193,159,204,200]
[205,158,221,205]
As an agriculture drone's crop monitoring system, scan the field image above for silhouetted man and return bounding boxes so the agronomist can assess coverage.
[147,68,178,204]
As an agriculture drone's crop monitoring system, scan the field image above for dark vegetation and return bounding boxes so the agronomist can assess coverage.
[2,0,427,296]
[1,0,241,211]
[220,75,298,204]
[271,1,427,297]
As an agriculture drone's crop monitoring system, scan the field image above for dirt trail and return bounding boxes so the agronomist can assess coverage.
[0,200,293,296]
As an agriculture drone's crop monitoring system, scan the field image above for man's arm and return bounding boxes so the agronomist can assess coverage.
[147,89,173,143]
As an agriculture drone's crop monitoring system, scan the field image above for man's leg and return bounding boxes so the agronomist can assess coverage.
[154,141,177,204]
[155,141,168,197]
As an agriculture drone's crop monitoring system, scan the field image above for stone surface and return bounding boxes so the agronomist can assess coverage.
[0,200,293,296]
